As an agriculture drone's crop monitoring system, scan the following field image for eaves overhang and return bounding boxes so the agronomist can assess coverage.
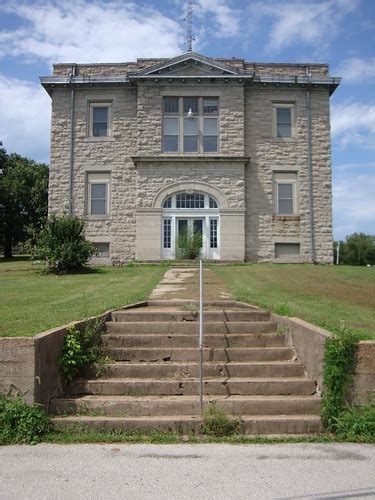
[40,74,341,96]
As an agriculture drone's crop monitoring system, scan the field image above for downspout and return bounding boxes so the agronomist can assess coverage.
[68,64,77,214]
[306,67,316,263]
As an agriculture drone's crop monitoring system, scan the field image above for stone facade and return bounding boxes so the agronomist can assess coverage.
[42,52,339,263]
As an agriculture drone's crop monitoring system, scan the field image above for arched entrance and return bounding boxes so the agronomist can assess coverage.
[161,191,220,260]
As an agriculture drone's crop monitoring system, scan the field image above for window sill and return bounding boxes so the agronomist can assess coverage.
[271,137,296,142]
[85,215,112,221]
[272,215,300,221]
[85,137,115,142]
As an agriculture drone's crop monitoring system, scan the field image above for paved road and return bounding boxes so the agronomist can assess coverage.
[1,443,374,499]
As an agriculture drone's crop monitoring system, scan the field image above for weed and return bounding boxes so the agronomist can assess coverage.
[0,389,51,444]
[59,319,107,383]
[321,328,358,430]
[274,303,291,316]
[201,403,242,436]
[334,404,375,442]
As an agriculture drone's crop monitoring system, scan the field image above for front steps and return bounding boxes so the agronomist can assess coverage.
[50,301,323,435]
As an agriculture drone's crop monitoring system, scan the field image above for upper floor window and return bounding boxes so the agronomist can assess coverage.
[274,172,297,215]
[163,97,219,153]
[87,172,110,215]
[273,103,294,138]
[89,102,112,137]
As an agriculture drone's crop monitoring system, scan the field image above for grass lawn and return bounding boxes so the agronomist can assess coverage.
[0,258,167,337]
[212,264,375,340]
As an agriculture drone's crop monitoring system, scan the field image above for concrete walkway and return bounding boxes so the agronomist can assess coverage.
[1,443,374,499]
[149,266,232,301]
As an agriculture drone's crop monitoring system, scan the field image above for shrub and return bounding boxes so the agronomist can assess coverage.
[0,390,51,444]
[34,215,95,273]
[176,229,202,260]
[201,403,241,436]
[334,405,375,442]
[321,330,358,430]
[60,319,107,383]
[337,232,375,266]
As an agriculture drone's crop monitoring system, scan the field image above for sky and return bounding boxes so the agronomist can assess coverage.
[0,0,374,240]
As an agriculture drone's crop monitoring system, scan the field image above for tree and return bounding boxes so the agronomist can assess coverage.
[339,233,375,266]
[0,148,49,258]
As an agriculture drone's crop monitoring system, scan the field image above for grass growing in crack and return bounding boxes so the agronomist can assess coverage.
[201,403,242,437]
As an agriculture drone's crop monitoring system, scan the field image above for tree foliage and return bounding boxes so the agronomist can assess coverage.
[0,148,49,258]
[336,233,375,266]
[34,214,96,273]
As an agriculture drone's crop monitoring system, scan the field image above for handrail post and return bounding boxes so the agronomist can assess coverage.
[199,259,204,412]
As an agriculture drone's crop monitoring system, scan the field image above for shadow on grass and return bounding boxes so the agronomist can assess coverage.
[0,255,32,263]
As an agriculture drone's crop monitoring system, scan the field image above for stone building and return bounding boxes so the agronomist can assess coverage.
[40,52,340,263]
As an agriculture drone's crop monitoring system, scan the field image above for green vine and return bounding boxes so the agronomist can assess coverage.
[321,329,358,431]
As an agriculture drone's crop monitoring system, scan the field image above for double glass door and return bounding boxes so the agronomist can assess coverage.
[177,218,203,251]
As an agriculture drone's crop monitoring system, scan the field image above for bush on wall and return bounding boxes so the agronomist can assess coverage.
[34,215,95,273]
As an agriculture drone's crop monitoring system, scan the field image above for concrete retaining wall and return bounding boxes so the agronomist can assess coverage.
[271,313,375,404]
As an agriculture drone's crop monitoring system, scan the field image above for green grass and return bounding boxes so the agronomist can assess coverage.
[0,257,167,337]
[212,264,375,340]
[38,428,374,444]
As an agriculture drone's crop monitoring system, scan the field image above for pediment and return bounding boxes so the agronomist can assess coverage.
[130,52,239,78]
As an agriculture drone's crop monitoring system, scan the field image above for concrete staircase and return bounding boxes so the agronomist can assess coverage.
[51,301,322,435]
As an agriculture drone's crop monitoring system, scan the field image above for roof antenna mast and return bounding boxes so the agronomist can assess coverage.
[185,1,193,52]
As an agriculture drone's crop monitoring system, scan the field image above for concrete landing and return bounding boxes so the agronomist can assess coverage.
[149,266,232,301]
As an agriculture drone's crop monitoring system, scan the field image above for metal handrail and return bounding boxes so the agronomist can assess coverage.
[199,260,204,411]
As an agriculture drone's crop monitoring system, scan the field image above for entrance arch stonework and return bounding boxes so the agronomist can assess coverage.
[135,159,246,261]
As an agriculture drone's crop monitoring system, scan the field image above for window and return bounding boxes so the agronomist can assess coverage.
[89,103,111,137]
[93,242,110,257]
[275,243,300,259]
[163,193,218,210]
[273,104,294,138]
[163,97,219,153]
[87,172,110,215]
[163,219,171,248]
[274,172,297,215]
[210,218,218,248]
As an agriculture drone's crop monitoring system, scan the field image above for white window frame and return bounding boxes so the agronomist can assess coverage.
[162,97,219,153]
[88,102,112,138]
[272,103,295,138]
[274,172,298,215]
[86,172,111,216]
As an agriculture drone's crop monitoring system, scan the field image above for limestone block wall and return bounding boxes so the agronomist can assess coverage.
[244,86,333,263]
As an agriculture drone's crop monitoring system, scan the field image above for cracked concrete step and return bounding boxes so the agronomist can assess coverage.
[103,346,294,362]
[111,310,270,323]
[92,361,306,379]
[106,321,278,335]
[52,414,323,435]
[50,394,321,417]
[103,333,286,348]
[65,377,316,396]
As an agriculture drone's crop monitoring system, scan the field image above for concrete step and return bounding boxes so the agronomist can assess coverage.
[52,414,323,435]
[65,377,316,396]
[50,394,321,417]
[147,300,256,309]
[104,347,294,362]
[103,333,286,348]
[92,361,306,379]
[111,310,270,323]
[106,321,278,335]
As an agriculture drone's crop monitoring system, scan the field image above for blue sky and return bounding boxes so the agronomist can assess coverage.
[0,0,374,239]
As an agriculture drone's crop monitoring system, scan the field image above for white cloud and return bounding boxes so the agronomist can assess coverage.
[331,101,375,149]
[196,0,240,37]
[0,1,184,64]
[0,74,50,162]
[335,57,375,82]
[248,0,359,52]
[333,173,375,239]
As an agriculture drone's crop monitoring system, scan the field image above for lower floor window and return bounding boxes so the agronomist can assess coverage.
[163,219,171,248]
[210,218,218,248]
[93,242,110,257]
[275,243,300,258]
